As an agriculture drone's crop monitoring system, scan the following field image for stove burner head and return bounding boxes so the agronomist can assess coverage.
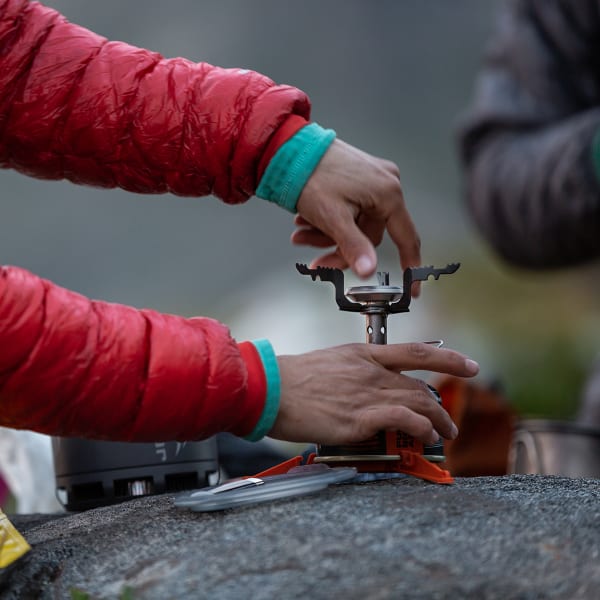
[296,262,460,484]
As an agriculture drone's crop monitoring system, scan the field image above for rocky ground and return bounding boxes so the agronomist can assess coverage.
[2,475,599,599]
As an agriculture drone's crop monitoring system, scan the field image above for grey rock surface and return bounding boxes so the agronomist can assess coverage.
[2,475,599,599]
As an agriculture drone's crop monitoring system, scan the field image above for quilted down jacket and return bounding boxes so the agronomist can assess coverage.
[0,0,311,441]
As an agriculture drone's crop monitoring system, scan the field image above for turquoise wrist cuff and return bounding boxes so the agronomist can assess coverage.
[256,122,336,213]
[244,338,281,442]
[591,128,600,185]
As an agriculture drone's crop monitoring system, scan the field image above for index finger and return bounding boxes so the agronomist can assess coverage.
[368,342,479,378]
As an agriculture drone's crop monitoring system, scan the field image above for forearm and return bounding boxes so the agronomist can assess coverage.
[0,0,310,202]
[463,109,600,268]
[0,265,268,441]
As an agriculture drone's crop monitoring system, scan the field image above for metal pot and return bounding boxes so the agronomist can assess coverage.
[508,419,600,478]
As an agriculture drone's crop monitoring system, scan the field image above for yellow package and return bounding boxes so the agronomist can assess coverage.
[0,509,30,569]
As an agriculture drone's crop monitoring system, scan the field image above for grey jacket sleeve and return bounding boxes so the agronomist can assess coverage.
[458,0,600,268]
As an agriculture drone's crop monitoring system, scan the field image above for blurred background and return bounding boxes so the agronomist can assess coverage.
[3,0,600,426]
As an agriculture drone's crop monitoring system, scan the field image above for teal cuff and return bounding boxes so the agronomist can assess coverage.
[591,128,600,185]
[244,338,281,442]
[256,122,336,212]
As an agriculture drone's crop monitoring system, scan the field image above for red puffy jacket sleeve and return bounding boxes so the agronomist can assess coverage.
[0,0,311,202]
[0,266,267,441]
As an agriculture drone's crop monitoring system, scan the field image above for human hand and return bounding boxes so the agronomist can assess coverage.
[293,138,421,291]
[268,342,479,445]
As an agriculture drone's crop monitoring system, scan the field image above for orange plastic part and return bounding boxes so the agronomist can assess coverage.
[313,453,453,485]
[252,455,304,477]
[253,451,453,484]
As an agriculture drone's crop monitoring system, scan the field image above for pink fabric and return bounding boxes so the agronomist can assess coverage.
[0,475,8,506]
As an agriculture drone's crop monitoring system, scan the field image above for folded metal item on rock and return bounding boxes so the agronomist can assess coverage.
[174,463,357,512]
[0,510,30,570]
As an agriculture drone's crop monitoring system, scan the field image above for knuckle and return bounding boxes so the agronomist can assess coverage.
[373,231,384,246]
[383,175,403,200]
[414,379,431,396]
[413,233,422,252]
[383,159,401,179]
[348,342,369,357]
[411,417,432,440]
[405,342,430,361]
[355,409,381,439]
[409,387,433,413]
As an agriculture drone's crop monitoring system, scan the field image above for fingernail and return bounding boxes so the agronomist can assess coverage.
[450,423,459,439]
[465,359,479,375]
[355,255,375,277]
[430,429,440,445]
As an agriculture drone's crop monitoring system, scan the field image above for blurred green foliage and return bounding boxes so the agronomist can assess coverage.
[438,245,600,420]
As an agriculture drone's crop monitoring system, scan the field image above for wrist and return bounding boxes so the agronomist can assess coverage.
[240,339,281,442]
[257,115,309,182]
[256,122,336,213]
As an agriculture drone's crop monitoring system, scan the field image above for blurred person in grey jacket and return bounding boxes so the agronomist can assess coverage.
[458,0,600,426]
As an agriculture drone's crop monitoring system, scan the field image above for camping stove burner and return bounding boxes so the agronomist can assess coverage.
[296,262,460,484]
